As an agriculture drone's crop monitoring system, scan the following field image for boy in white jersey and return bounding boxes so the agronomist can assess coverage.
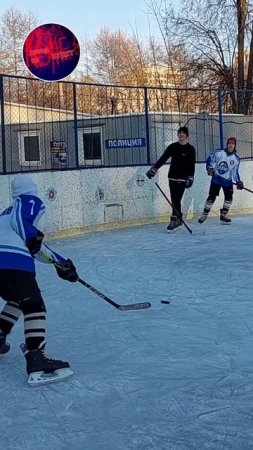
[198,137,243,224]
[0,174,78,385]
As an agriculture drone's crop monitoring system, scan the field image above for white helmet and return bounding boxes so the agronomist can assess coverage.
[11,174,38,198]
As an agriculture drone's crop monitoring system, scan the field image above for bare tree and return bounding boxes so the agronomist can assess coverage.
[87,28,150,113]
[0,7,38,75]
[89,27,148,85]
[146,0,253,114]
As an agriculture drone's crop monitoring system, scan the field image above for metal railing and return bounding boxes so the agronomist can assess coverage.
[0,74,253,174]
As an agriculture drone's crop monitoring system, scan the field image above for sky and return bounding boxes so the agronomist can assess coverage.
[1,217,253,449]
[0,0,165,43]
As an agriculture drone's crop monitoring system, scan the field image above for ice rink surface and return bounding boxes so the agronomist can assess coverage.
[1,216,253,450]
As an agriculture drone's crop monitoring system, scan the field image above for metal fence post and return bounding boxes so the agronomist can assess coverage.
[0,75,6,174]
[73,82,79,169]
[218,88,223,149]
[144,87,150,164]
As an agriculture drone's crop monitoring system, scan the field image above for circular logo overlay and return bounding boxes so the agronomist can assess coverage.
[23,23,80,81]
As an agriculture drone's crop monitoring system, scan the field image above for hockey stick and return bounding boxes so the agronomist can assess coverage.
[233,182,253,194]
[154,181,193,235]
[39,251,151,311]
[77,278,151,311]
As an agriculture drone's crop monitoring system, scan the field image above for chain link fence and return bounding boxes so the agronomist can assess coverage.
[0,74,253,173]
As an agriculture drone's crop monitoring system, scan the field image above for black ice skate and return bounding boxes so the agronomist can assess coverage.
[220,209,231,225]
[0,330,10,355]
[167,215,182,233]
[198,212,208,224]
[21,341,73,386]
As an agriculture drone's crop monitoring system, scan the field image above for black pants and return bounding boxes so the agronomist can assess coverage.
[0,269,46,350]
[169,180,186,217]
[208,183,233,202]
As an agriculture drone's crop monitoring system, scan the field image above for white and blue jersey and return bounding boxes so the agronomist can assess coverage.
[206,149,241,187]
[0,194,65,272]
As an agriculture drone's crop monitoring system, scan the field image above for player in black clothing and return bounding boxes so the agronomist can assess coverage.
[146,126,196,232]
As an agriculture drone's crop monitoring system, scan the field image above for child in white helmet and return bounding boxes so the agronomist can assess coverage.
[0,174,78,385]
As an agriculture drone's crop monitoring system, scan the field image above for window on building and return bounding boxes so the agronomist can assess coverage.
[78,127,102,165]
[18,131,40,166]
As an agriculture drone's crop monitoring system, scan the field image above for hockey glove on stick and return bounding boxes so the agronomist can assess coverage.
[146,166,158,179]
[232,182,253,193]
[55,259,79,282]
[236,181,244,190]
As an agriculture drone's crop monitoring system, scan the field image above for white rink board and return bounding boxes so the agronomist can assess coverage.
[0,161,253,234]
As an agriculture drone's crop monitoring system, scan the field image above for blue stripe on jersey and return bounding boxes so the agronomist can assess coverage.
[0,252,35,272]
[0,244,30,255]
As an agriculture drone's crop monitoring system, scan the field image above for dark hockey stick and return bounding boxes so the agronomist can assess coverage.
[77,278,151,311]
[39,251,151,311]
[154,181,193,235]
[233,182,253,194]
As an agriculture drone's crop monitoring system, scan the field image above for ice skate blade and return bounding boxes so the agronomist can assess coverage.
[27,368,73,386]
[220,221,231,225]
[166,225,182,233]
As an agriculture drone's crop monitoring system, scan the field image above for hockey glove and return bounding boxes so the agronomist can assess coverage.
[236,181,244,190]
[146,166,158,179]
[207,166,215,176]
[55,259,79,282]
[26,231,44,256]
[185,177,194,189]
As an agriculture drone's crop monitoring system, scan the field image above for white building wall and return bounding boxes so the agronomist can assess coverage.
[1,161,253,236]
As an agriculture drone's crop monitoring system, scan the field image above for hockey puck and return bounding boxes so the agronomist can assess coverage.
[161,300,170,304]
